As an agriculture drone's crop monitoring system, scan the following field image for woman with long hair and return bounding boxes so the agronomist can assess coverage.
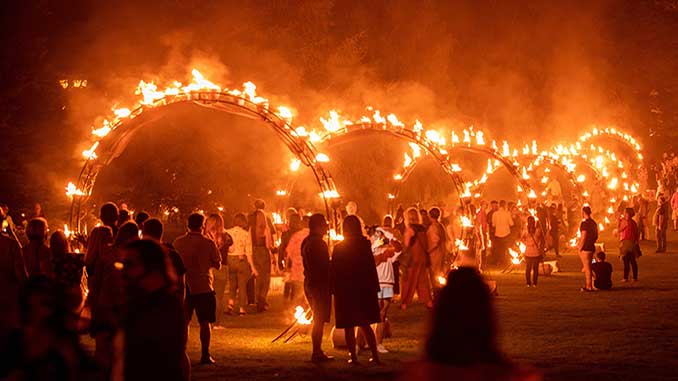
[24,218,53,277]
[401,268,541,381]
[331,215,381,365]
[400,208,432,311]
[618,207,640,282]
[521,216,544,287]
[204,213,231,326]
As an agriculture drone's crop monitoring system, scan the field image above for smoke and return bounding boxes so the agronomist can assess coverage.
[11,0,675,220]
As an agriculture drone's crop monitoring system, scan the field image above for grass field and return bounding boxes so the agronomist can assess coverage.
[187,237,678,381]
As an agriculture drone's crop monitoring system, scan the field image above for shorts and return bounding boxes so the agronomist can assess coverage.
[378,286,394,300]
[186,291,216,323]
[304,286,331,323]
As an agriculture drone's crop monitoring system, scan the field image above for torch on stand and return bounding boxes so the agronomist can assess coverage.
[501,242,526,274]
[272,306,313,344]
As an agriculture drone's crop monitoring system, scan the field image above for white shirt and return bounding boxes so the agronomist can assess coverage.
[374,245,401,286]
[225,226,252,257]
[492,208,514,238]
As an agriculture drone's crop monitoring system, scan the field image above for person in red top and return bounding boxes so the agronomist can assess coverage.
[618,207,640,282]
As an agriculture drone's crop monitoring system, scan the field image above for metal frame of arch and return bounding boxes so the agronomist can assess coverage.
[68,91,338,233]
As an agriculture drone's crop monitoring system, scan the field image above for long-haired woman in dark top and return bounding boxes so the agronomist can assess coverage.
[331,215,382,365]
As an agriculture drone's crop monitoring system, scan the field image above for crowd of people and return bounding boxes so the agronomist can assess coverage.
[0,188,669,380]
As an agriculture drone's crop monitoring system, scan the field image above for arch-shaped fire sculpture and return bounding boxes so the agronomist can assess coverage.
[66,69,339,233]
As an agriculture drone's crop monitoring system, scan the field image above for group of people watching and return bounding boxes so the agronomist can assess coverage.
[0,188,670,380]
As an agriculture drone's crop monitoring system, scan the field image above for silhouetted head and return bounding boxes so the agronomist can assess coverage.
[426,267,502,366]
[383,215,394,228]
[100,202,119,227]
[595,251,606,262]
[499,200,507,209]
[527,215,536,234]
[582,206,592,218]
[142,218,164,241]
[134,211,150,227]
[342,215,363,238]
[233,213,248,229]
[288,212,302,231]
[308,213,328,236]
[254,199,266,210]
[26,218,48,242]
[49,231,70,259]
[187,213,205,232]
[429,207,441,221]
[115,221,139,247]
[405,207,421,227]
[346,201,358,216]
[624,207,635,219]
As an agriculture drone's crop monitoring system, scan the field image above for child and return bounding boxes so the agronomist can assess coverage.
[370,227,401,354]
[591,251,613,290]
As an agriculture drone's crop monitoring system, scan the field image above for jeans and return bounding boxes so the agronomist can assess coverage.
[551,230,559,256]
[252,247,272,310]
[656,228,667,252]
[213,268,227,324]
[620,240,638,280]
[228,256,251,309]
[524,256,540,286]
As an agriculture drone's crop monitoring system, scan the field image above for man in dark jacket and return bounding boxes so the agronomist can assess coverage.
[300,214,333,363]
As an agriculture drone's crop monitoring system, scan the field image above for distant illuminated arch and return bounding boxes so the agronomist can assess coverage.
[317,123,467,209]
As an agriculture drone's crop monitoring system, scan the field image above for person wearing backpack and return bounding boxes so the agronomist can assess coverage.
[577,206,598,292]
[522,216,544,288]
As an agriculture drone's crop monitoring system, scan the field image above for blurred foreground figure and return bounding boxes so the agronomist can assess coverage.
[401,268,541,381]
[123,239,186,381]
[0,212,27,338]
[1,276,97,380]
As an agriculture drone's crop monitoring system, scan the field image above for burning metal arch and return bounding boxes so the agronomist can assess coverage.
[316,123,468,209]
[68,92,339,233]
[578,126,644,169]
[387,145,536,212]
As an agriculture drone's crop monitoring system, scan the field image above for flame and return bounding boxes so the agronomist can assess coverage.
[437,276,447,286]
[329,229,344,241]
[315,153,330,163]
[272,213,283,224]
[275,190,287,197]
[460,216,474,228]
[82,142,99,160]
[294,306,312,325]
[65,182,86,197]
[321,190,340,199]
[508,248,521,265]
[289,159,301,172]
[64,224,72,238]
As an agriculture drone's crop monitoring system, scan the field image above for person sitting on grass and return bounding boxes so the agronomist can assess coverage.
[591,251,612,290]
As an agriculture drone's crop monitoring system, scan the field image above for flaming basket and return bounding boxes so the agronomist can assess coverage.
[272,306,313,344]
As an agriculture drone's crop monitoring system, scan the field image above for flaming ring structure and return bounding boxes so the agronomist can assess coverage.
[66,70,339,233]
